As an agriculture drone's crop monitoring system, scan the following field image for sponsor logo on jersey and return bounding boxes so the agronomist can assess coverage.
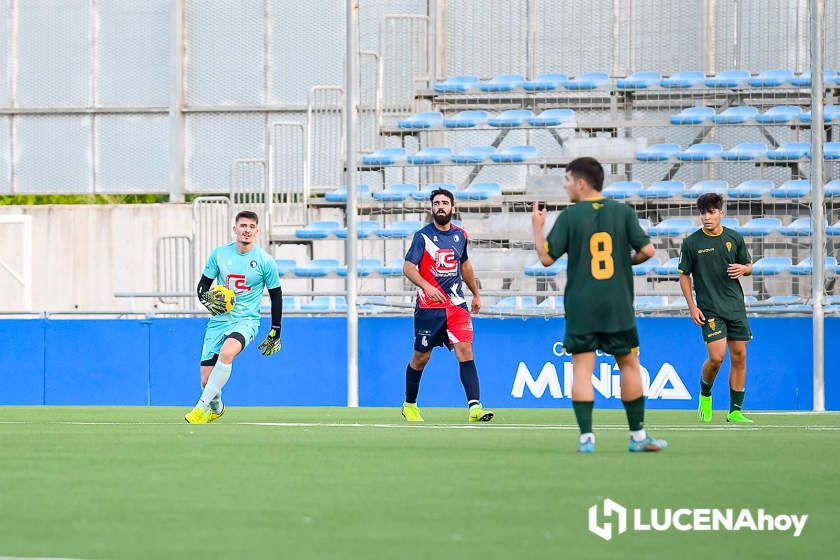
[698,248,715,254]
[434,248,458,273]
[226,274,251,293]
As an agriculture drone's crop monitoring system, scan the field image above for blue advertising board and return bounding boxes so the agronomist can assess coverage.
[0,316,833,410]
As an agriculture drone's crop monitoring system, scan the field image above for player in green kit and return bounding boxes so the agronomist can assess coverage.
[678,193,754,424]
[184,210,284,424]
[532,157,667,453]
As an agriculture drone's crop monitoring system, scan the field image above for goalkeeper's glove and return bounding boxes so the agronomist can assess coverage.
[199,288,228,316]
[258,327,282,356]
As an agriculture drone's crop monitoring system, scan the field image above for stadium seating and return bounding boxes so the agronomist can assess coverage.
[444,110,489,128]
[616,71,661,89]
[669,106,715,124]
[638,218,652,232]
[293,259,342,278]
[479,74,525,92]
[810,142,840,160]
[800,105,840,123]
[636,143,681,161]
[372,183,417,201]
[411,182,456,201]
[735,217,782,236]
[826,220,840,236]
[375,220,424,238]
[763,295,810,312]
[487,109,534,128]
[454,182,502,201]
[751,256,792,275]
[489,145,537,162]
[336,259,383,277]
[654,257,681,275]
[564,72,609,90]
[451,145,496,163]
[275,259,297,276]
[301,296,348,312]
[522,73,567,91]
[789,257,838,275]
[682,179,729,198]
[335,220,381,238]
[527,108,575,126]
[434,75,479,93]
[704,70,750,88]
[489,296,537,312]
[755,105,802,123]
[826,179,840,197]
[635,295,668,310]
[378,258,404,276]
[295,221,342,239]
[639,181,686,199]
[325,184,371,202]
[361,148,407,165]
[282,296,299,311]
[770,179,811,199]
[721,143,768,160]
[406,147,452,164]
[398,112,444,129]
[675,143,723,161]
[603,180,643,199]
[537,296,564,311]
[779,217,819,236]
[789,69,838,87]
[747,69,794,87]
[524,258,568,276]
[711,106,758,124]
[632,258,659,275]
[721,217,740,229]
[660,70,704,88]
[728,179,774,199]
[648,218,695,236]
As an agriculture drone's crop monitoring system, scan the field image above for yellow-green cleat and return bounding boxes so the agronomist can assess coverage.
[209,404,225,423]
[698,394,712,423]
[726,410,754,424]
[184,407,211,424]
[468,403,494,423]
[401,402,424,422]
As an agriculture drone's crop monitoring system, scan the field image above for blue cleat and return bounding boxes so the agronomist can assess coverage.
[628,435,668,452]
[577,440,595,454]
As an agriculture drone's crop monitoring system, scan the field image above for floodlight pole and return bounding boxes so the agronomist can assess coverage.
[345,0,360,407]
[810,0,825,412]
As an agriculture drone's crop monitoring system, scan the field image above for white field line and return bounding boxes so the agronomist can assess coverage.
[0,420,837,431]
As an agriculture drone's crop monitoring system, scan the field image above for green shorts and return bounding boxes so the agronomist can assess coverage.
[563,327,639,356]
[700,311,752,343]
[201,317,260,363]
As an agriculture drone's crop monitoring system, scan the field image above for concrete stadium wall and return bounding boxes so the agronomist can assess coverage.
[1,316,837,410]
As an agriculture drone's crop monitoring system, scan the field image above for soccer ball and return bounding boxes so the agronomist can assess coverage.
[214,286,236,313]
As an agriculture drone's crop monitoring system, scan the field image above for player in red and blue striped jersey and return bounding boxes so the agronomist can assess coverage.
[401,188,494,423]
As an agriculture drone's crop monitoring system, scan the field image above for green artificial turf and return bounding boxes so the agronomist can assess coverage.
[0,407,836,559]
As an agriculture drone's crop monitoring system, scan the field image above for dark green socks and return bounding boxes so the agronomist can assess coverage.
[622,396,645,432]
[572,401,594,434]
[730,389,745,412]
[700,378,713,397]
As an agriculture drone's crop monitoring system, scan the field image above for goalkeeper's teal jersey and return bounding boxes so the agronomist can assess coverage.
[202,243,280,322]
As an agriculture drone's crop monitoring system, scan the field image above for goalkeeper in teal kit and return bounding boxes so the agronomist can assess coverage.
[185,210,284,424]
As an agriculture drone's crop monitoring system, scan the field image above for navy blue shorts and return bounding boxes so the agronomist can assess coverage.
[414,305,473,352]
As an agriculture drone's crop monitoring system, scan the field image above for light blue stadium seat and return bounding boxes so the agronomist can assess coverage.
[337,258,383,277]
[639,180,686,199]
[721,217,740,229]
[755,105,802,123]
[682,179,729,198]
[648,218,695,236]
[616,71,661,89]
[675,143,723,161]
[325,183,371,202]
[358,296,390,313]
[632,258,659,276]
[712,106,759,124]
[734,217,781,236]
[434,75,479,93]
[564,72,609,90]
[489,145,537,163]
[744,295,759,308]
[764,295,810,312]
[295,221,342,239]
[406,147,453,165]
[790,256,838,275]
[636,143,681,161]
[654,257,681,275]
[378,258,404,276]
[638,218,652,232]
[767,142,809,160]
[522,73,567,91]
[826,295,840,311]
[487,109,534,128]
[301,296,348,312]
[361,148,407,165]
[721,143,768,161]
[398,111,444,129]
[603,180,643,199]
[410,182,456,201]
[747,69,794,87]
[635,295,668,310]
[527,108,576,126]
[669,106,715,124]
[751,256,792,275]
[444,110,489,128]
[373,183,417,202]
[480,74,525,92]
[660,71,705,88]
[274,259,297,277]
[375,220,424,238]
[770,179,811,199]
[668,296,689,309]
[335,220,381,238]
[524,258,567,277]
[810,142,840,160]
[827,219,840,236]
[704,70,750,88]
[799,105,840,123]
[728,179,774,199]
[454,182,502,201]
[293,258,341,278]
[282,296,299,311]
[489,296,537,312]
[779,216,818,236]
[450,145,496,163]
[537,296,564,311]
[789,69,838,87]
[826,179,840,197]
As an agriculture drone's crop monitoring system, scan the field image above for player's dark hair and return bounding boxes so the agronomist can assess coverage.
[566,157,604,191]
[430,188,454,205]
[697,193,724,213]
[235,210,259,224]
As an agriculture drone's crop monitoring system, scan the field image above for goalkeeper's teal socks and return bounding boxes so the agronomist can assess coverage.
[197,361,232,410]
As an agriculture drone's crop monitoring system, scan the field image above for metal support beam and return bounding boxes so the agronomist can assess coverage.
[345,0,360,408]
[810,0,825,411]
[168,0,186,203]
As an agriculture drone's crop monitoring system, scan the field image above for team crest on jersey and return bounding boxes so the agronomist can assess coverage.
[454,235,459,242]
[726,241,732,252]
[708,318,716,331]
[250,260,257,268]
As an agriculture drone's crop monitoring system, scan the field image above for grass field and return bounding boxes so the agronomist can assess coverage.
[0,407,836,559]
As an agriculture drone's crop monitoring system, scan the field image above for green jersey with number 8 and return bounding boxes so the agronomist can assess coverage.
[545,197,649,335]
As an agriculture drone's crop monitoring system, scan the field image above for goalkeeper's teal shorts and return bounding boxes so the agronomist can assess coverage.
[201,317,259,363]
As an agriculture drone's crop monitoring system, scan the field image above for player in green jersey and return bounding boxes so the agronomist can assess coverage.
[532,157,667,453]
[678,193,753,424]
